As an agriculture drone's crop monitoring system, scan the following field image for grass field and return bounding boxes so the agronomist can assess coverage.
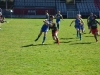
[0,18,100,75]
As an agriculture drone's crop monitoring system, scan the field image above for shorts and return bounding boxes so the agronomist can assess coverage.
[81,25,84,30]
[88,22,91,28]
[56,19,60,24]
[75,25,81,30]
[91,28,98,34]
[41,25,48,32]
[52,30,58,36]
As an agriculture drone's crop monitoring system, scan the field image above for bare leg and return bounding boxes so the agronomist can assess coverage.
[42,32,47,44]
[35,31,42,42]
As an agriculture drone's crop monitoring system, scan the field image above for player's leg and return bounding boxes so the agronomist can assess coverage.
[34,31,42,42]
[42,32,47,44]
[95,29,99,42]
[57,21,60,30]
[75,28,79,37]
[94,34,98,42]
[55,31,60,44]
[88,23,91,34]
[81,25,85,33]
[79,30,82,40]
[52,31,56,40]
[79,26,82,40]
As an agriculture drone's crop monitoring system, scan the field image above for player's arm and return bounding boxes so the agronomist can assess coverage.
[96,20,100,25]
[43,19,49,25]
[54,14,57,19]
[87,16,90,25]
[70,20,75,26]
[80,18,85,25]
[60,15,64,20]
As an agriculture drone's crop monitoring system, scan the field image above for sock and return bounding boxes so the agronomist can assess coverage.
[77,31,79,37]
[56,38,60,44]
[79,33,82,40]
[57,24,59,29]
[42,36,46,44]
[35,35,41,41]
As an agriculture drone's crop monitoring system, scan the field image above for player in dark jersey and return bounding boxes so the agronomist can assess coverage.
[90,15,100,42]
[34,15,54,44]
[49,23,60,44]
[87,13,93,33]
[45,10,49,19]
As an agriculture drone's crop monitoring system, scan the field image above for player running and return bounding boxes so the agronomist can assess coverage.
[34,15,54,44]
[89,15,100,42]
[55,11,63,30]
[70,14,84,40]
[49,23,60,44]
[87,13,93,33]
[80,15,85,33]
[45,10,49,19]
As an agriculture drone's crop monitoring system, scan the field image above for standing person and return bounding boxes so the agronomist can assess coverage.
[87,13,93,33]
[70,14,84,40]
[34,15,54,44]
[90,15,100,42]
[45,10,49,19]
[49,23,60,44]
[80,14,85,33]
[55,11,63,30]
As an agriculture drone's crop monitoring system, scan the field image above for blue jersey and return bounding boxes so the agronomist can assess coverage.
[41,19,52,32]
[88,16,93,22]
[75,19,81,29]
[45,13,49,19]
[56,14,62,22]
[88,16,93,26]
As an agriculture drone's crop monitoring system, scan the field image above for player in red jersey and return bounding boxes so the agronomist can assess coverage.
[90,15,100,42]
[49,23,60,44]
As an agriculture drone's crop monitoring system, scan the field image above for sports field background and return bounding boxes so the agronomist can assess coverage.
[0,18,100,75]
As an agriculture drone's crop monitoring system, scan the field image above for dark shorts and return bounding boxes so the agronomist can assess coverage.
[88,22,91,28]
[52,30,58,36]
[91,28,98,34]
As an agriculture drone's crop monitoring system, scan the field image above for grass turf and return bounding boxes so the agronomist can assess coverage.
[0,18,100,75]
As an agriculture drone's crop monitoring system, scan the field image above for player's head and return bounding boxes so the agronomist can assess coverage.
[49,15,54,20]
[92,14,97,20]
[76,14,81,19]
[58,11,60,14]
[90,13,93,16]
[45,10,48,13]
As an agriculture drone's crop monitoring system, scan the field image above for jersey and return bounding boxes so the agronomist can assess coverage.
[90,20,99,29]
[49,24,58,32]
[88,16,93,23]
[74,18,81,29]
[45,13,49,19]
[80,18,84,28]
[41,19,53,32]
[56,14,62,22]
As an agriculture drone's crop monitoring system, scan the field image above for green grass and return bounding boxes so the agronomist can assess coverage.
[0,18,100,75]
